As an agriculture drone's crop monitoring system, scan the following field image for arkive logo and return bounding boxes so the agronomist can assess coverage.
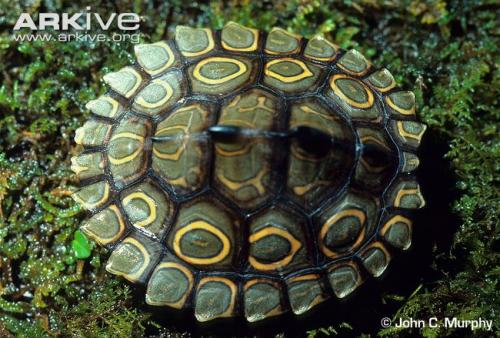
[13,7,140,31]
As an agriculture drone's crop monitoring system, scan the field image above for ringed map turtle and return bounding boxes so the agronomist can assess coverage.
[72,22,426,323]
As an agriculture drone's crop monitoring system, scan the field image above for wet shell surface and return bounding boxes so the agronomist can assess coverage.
[72,22,426,322]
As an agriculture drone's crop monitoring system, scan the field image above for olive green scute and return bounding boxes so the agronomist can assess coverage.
[401,152,420,172]
[286,276,327,315]
[263,59,321,94]
[189,56,255,96]
[360,244,390,277]
[244,280,283,322]
[316,192,378,255]
[134,41,177,75]
[121,180,173,237]
[365,68,395,91]
[145,256,193,308]
[382,217,412,250]
[106,234,163,283]
[326,75,381,120]
[152,103,212,194]
[107,116,150,188]
[265,27,301,54]
[175,26,214,57]
[103,66,142,98]
[74,120,111,147]
[71,152,104,181]
[327,263,361,298]
[85,96,122,118]
[168,199,237,268]
[221,22,258,51]
[304,35,338,61]
[248,206,310,273]
[337,49,370,75]
[132,70,185,115]
[387,179,425,209]
[72,180,110,211]
[286,99,355,209]
[390,120,427,148]
[386,91,416,116]
[194,278,236,321]
[80,205,125,245]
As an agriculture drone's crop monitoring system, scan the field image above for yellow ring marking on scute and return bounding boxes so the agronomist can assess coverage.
[249,226,302,271]
[73,182,110,210]
[146,262,194,308]
[217,168,267,195]
[135,79,174,109]
[319,209,366,259]
[193,57,247,85]
[123,192,157,227]
[173,220,231,265]
[329,74,374,109]
[106,237,150,282]
[180,28,215,57]
[197,276,237,319]
[222,24,259,52]
[264,58,313,83]
[108,132,145,165]
[386,96,415,115]
[397,121,426,141]
[394,187,425,208]
[141,41,175,75]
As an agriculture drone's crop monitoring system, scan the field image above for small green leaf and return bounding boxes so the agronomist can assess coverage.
[71,230,91,260]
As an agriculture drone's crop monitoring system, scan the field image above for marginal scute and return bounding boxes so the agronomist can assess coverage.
[359,242,391,277]
[263,58,322,94]
[214,89,278,209]
[286,99,355,209]
[175,26,215,58]
[401,151,420,172]
[108,116,151,188]
[134,41,177,75]
[80,205,126,245]
[71,152,105,180]
[132,70,185,115]
[221,21,259,52]
[386,91,416,116]
[195,276,237,321]
[85,96,122,119]
[380,215,413,250]
[264,27,302,55]
[248,206,309,274]
[386,179,425,209]
[74,120,111,147]
[103,66,142,98]
[304,35,338,62]
[327,262,362,298]
[146,255,194,308]
[365,68,396,93]
[152,103,212,194]
[326,74,381,120]
[189,56,255,96]
[337,49,371,76]
[105,234,162,283]
[244,279,284,322]
[121,180,173,237]
[316,192,378,260]
[354,128,397,191]
[72,180,110,210]
[390,120,427,148]
[286,274,328,315]
[169,199,237,268]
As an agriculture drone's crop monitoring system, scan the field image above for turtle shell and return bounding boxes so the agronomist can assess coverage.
[72,22,426,322]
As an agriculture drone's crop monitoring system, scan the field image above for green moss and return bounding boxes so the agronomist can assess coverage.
[0,0,498,336]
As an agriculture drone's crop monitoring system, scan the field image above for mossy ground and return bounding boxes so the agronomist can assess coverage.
[0,1,498,337]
